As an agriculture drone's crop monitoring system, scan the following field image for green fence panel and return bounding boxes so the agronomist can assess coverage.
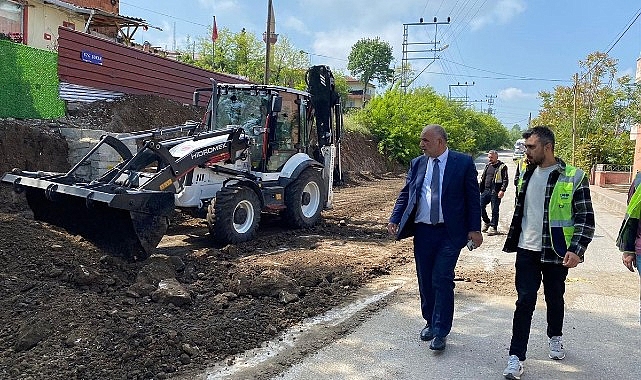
[0,40,65,119]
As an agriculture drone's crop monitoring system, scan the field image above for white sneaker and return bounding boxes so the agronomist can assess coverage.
[503,355,524,379]
[549,336,565,360]
[482,223,490,232]
[487,226,498,235]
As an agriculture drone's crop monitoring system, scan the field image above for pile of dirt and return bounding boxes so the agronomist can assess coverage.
[0,95,511,380]
[65,94,206,133]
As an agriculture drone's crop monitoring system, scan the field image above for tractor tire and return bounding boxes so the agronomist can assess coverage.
[207,186,261,244]
[283,168,326,228]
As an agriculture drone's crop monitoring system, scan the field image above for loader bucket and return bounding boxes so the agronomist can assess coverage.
[5,173,174,260]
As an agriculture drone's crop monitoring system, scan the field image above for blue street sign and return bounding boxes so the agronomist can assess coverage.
[81,51,103,65]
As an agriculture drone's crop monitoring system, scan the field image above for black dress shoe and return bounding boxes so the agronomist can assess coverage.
[420,324,434,341]
[430,336,447,351]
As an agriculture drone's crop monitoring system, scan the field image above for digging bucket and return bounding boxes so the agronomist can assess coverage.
[2,172,174,260]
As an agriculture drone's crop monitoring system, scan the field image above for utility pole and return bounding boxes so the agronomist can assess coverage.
[401,17,450,93]
[572,72,578,166]
[466,99,485,111]
[448,81,474,106]
[485,94,496,115]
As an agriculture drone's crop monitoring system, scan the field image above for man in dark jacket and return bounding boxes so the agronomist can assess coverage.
[479,150,508,235]
[387,124,482,352]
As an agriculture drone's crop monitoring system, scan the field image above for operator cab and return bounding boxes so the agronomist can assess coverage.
[205,85,312,173]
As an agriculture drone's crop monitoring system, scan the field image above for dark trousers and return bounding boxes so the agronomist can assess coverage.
[413,223,461,338]
[509,248,569,361]
[480,189,501,227]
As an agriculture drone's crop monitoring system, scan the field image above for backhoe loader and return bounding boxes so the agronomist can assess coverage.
[1,65,342,260]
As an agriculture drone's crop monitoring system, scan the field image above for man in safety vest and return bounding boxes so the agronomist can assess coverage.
[479,150,509,236]
[514,155,529,193]
[615,171,641,326]
[501,126,595,380]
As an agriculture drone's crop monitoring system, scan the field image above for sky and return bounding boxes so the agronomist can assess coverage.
[119,1,641,129]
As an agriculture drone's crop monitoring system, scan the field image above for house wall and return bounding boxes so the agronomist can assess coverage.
[57,27,252,105]
[346,79,375,108]
[0,0,23,37]
[593,170,632,187]
[26,2,85,50]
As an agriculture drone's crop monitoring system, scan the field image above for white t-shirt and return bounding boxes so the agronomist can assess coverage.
[518,165,557,251]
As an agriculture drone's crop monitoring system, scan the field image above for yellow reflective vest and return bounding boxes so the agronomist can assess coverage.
[515,157,528,191]
[518,163,586,256]
[494,163,506,183]
[616,173,641,252]
[548,165,586,256]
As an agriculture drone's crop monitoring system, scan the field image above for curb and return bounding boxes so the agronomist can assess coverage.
[589,185,627,215]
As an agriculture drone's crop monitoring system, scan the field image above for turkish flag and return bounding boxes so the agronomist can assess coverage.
[212,16,218,42]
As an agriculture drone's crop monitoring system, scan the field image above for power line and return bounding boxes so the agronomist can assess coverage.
[443,58,570,82]
[120,1,209,28]
[581,7,641,80]
[422,68,571,83]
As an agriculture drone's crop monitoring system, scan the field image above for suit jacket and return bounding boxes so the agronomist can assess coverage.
[389,150,481,249]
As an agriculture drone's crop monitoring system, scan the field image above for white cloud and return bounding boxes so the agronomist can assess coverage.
[498,87,536,101]
[283,16,309,35]
[470,0,526,31]
[197,0,237,12]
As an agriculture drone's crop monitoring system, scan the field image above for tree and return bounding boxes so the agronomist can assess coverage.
[347,37,393,105]
[270,36,309,88]
[533,51,639,171]
[353,86,509,164]
[175,27,264,82]
[508,124,524,143]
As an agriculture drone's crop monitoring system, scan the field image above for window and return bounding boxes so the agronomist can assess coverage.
[0,1,23,40]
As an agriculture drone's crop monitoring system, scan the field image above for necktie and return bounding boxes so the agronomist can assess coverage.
[430,158,440,224]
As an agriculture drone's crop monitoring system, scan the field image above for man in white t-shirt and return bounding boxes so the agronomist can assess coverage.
[501,126,595,380]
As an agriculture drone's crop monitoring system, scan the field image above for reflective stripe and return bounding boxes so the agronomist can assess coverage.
[550,220,575,227]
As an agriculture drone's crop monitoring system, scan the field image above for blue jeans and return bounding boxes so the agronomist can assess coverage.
[508,248,569,361]
[413,223,461,338]
[480,189,501,227]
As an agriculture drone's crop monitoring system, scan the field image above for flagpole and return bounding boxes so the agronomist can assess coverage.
[212,16,216,70]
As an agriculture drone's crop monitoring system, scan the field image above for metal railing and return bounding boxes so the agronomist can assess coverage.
[595,164,632,172]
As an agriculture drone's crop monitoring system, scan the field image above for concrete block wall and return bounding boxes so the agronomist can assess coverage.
[59,128,137,181]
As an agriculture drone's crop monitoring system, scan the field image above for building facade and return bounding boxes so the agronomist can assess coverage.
[345,76,376,109]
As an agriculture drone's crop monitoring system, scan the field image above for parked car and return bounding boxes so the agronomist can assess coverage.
[512,138,525,160]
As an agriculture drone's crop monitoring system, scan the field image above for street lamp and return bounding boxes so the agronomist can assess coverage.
[299,50,311,66]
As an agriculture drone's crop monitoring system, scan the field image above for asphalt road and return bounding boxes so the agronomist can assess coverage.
[203,151,641,380]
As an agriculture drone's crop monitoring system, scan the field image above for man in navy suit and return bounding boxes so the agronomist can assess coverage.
[388,124,483,351]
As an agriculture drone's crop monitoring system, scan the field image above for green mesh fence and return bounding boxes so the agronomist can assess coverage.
[0,40,65,119]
